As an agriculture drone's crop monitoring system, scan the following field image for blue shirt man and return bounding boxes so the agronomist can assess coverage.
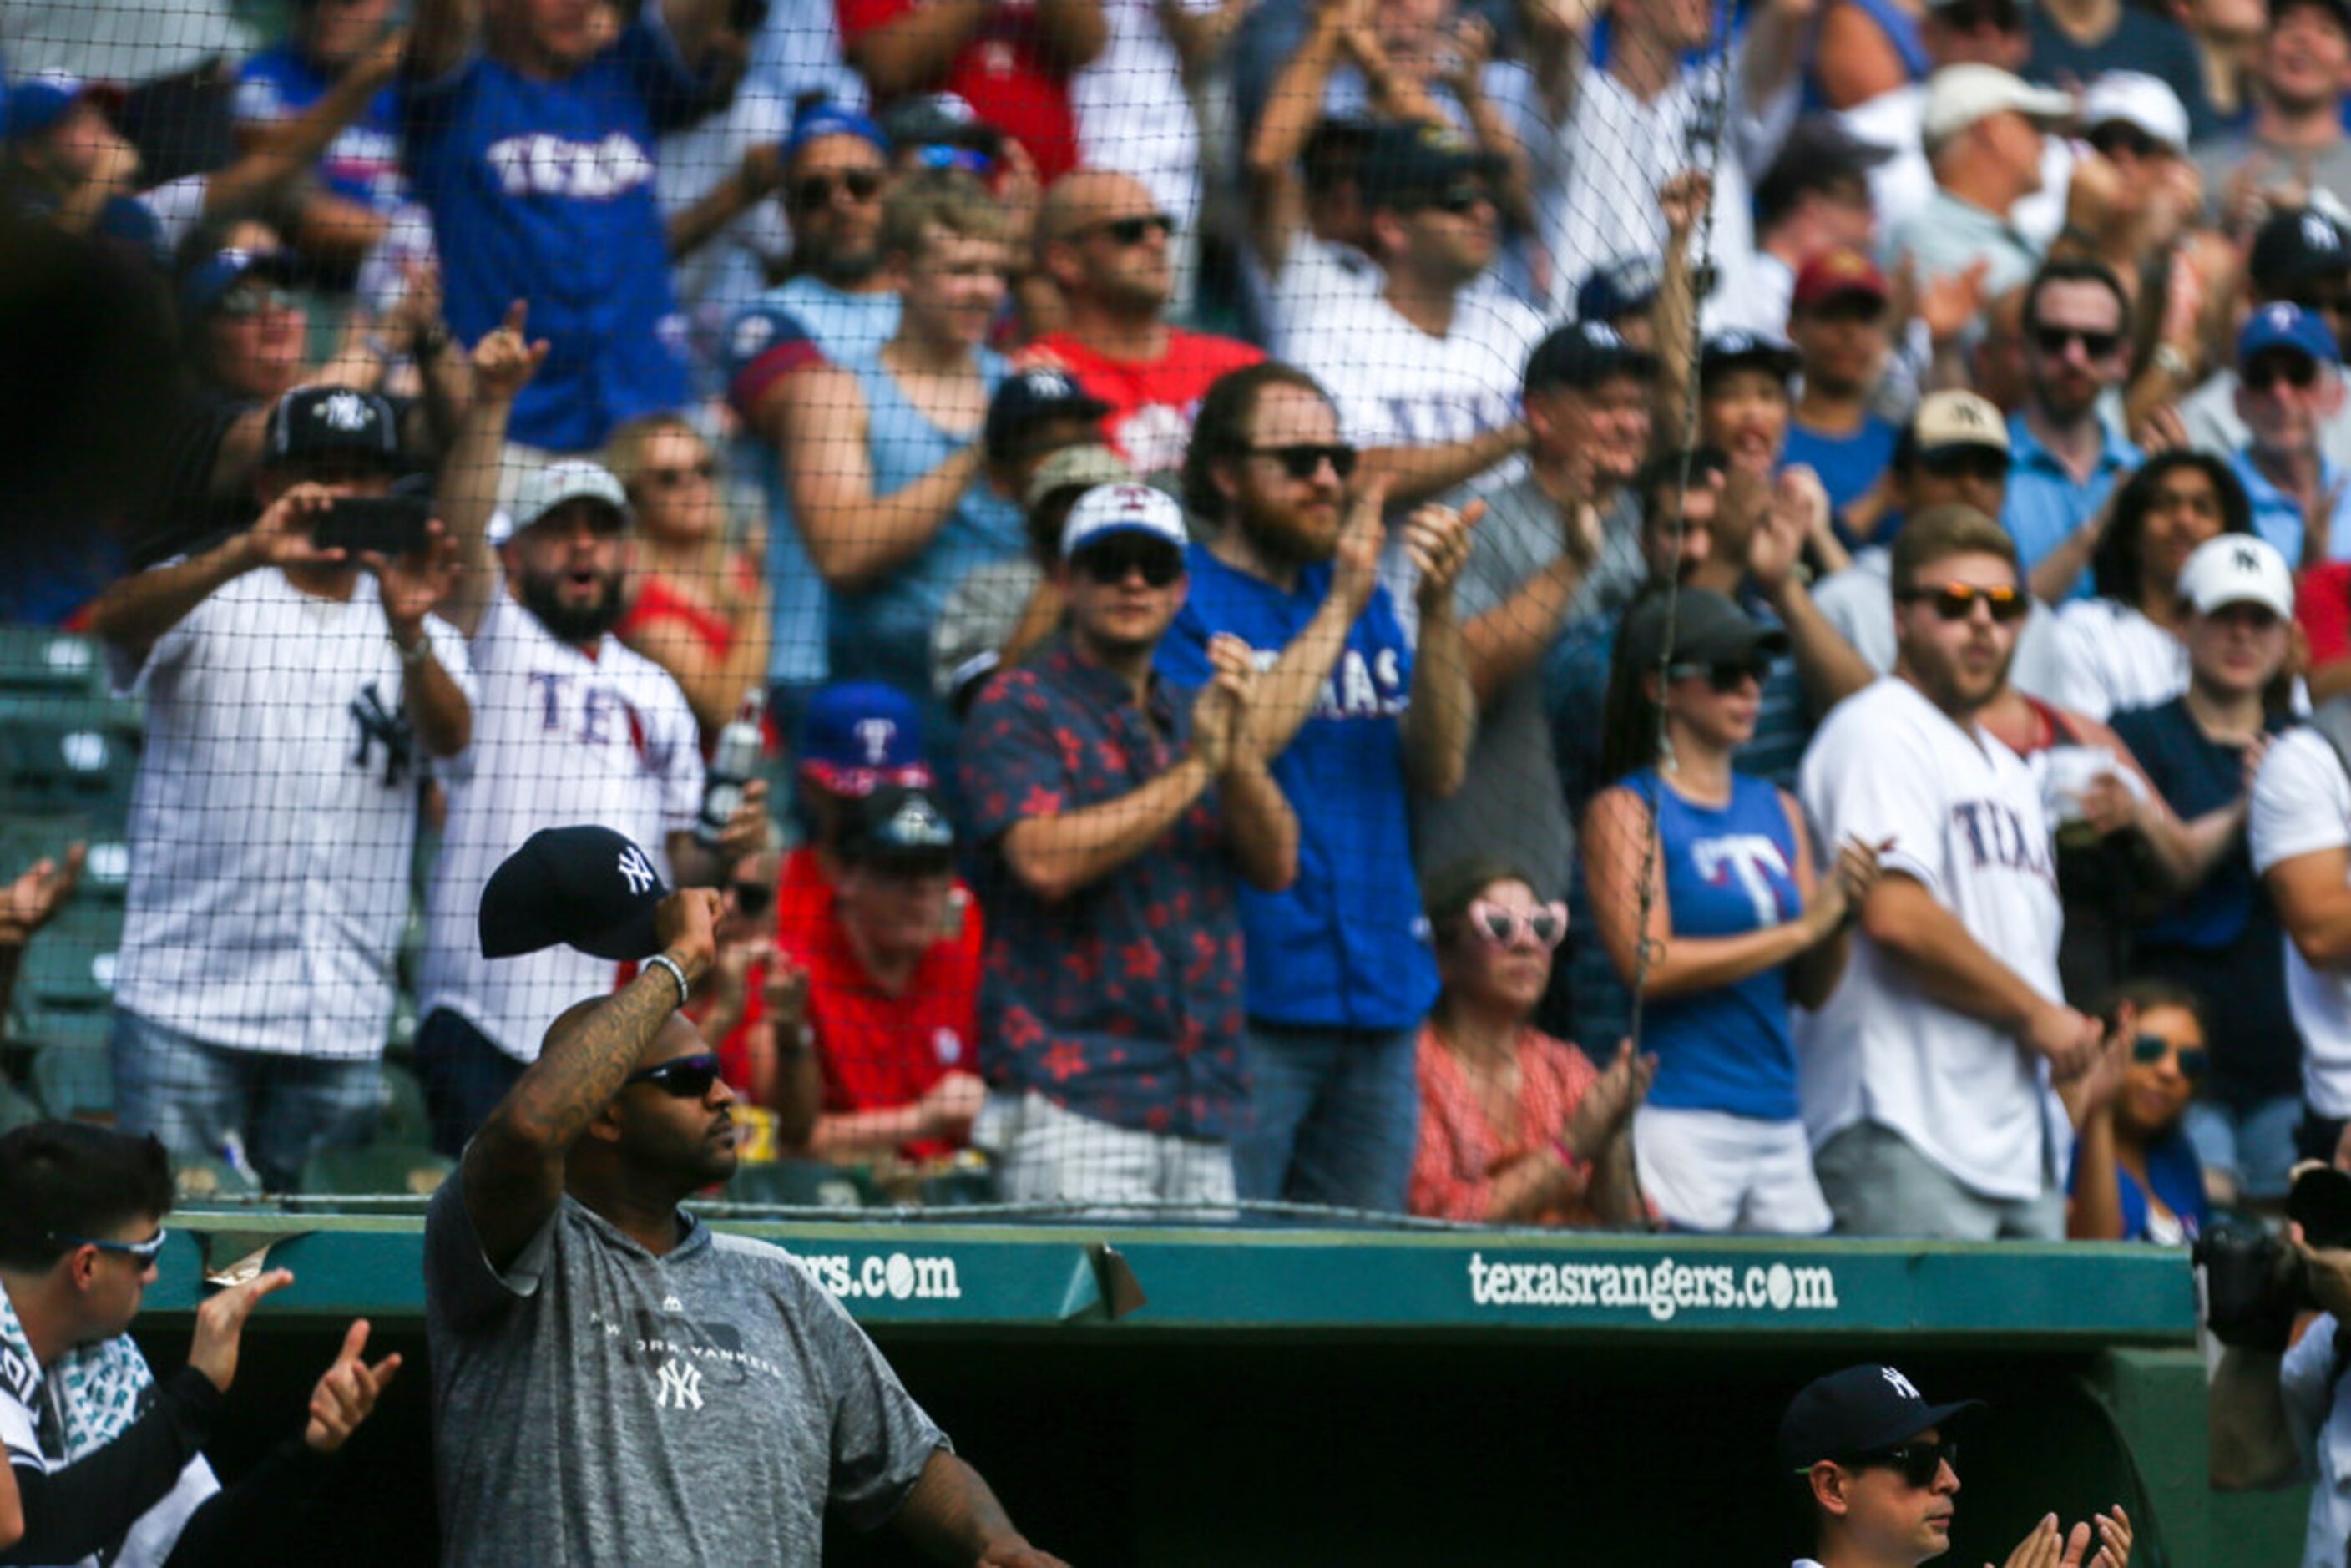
[399,0,720,453]
[1154,362,1477,1211]
[2002,412,2139,601]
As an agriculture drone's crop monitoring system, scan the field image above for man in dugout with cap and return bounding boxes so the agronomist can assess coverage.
[426,824,1063,1565]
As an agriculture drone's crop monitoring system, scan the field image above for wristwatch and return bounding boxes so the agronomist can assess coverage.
[2151,342,2193,382]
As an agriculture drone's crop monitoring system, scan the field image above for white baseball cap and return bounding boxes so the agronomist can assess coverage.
[2178,534,2293,620]
[1920,64,2075,150]
[490,459,630,545]
[2079,71,2190,155]
[1059,483,1188,560]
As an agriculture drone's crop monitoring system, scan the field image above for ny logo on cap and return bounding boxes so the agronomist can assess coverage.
[1880,1367,1923,1403]
[1947,399,1989,428]
[1583,321,1623,348]
[1024,369,1076,399]
[2236,544,2261,572]
[2308,211,2343,253]
[855,717,897,766]
[617,846,656,895]
[316,391,372,432]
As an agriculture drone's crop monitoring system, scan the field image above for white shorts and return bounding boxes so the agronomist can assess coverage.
[981,1090,1236,1217]
[1633,1105,1833,1235]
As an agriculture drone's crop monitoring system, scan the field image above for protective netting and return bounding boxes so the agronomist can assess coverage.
[4,0,2295,1244]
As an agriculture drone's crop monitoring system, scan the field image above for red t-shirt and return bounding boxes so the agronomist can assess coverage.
[1026,330,1265,475]
[2300,561,2351,667]
[836,0,1080,179]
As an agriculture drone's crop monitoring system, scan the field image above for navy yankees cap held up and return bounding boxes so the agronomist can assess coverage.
[1777,1364,1986,1472]
[479,826,670,961]
[984,367,1110,462]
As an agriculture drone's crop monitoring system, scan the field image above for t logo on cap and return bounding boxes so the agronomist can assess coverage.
[855,717,897,766]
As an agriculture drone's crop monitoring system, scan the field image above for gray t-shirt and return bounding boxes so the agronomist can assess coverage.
[1413,473,1646,899]
[2193,132,2351,225]
[424,1182,947,1566]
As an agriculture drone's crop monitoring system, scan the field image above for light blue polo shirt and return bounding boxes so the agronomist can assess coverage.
[2228,448,2351,566]
[2000,413,2140,602]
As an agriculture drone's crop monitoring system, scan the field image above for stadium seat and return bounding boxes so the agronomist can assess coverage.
[919,1166,1001,1206]
[8,901,122,1050]
[173,1157,263,1202]
[376,1063,430,1144]
[300,1142,453,1196]
[724,1160,875,1210]
[28,1044,112,1122]
[0,696,141,819]
[0,1080,42,1133]
[0,628,106,698]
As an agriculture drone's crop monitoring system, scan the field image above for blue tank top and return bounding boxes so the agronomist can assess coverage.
[1625,767,1805,1122]
[830,347,1024,715]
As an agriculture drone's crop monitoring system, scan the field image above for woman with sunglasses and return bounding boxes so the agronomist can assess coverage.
[605,413,774,741]
[2046,451,2254,723]
[1584,589,1880,1233]
[1408,856,1653,1227]
[2067,979,2213,1242]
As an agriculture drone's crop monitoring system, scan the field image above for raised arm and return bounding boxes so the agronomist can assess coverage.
[1398,501,1478,800]
[842,0,995,99]
[1747,472,1873,713]
[1650,170,1708,450]
[460,889,720,1271]
[658,0,735,68]
[1354,424,1529,511]
[1245,0,1358,276]
[405,0,478,86]
[783,364,984,590]
[1034,0,1108,69]
[215,25,407,258]
[1203,632,1300,891]
[1460,498,1596,706]
[437,300,549,640]
[86,486,347,663]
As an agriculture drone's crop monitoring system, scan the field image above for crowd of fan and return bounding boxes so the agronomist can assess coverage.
[12,0,2351,1243]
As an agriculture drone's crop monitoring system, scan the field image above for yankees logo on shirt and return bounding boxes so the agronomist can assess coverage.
[1797,677,2069,1201]
[422,584,702,1064]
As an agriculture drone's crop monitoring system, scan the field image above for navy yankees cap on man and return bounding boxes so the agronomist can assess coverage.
[479,826,670,961]
[1777,1364,1985,1472]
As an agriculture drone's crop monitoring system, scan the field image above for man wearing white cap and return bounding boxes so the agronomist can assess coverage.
[1891,63,2075,303]
[958,483,1298,1207]
[416,305,765,1156]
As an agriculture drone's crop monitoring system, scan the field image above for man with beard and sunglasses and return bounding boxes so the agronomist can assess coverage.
[1780,1363,2132,1568]
[429,835,1063,1565]
[416,305,769,1159]
[2003,260,2143,607]
[2227,302,2351,567]
[959,482,1298,1207]
[1797,506,2109,1238]
[1160,361,1474,1213]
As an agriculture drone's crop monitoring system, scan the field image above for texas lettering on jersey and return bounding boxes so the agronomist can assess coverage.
[1951,797,2057,886]
[1246,646,1408,721]
[524,670,674,773]
[484,131,656,200]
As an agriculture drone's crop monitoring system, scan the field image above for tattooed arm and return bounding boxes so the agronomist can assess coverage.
[459,888,721,1271]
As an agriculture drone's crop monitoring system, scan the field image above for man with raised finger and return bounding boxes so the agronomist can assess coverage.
[85,384,476,1191]
[0,1120,399,1565]
[1162,360,1476,1213]
[428,831,1064,1564]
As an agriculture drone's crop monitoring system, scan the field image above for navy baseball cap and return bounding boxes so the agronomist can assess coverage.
[479,826,670,961]
[785,100,890,159]
[984,367,1110,462]
[1356,122,1501,212]
[1701,329,1802,383]
[263,386,400,469]
[798,681,933,797]
[1619,588,1789,674]
[1777,1364,1986,1472]
[2251,208,2351,290]
[1576,253,1718,323]
[4,69,123,142]
[1524,319,1659,395]
[182,247,304,321]
[880,92,1000,156]
[2238,301,2342,368]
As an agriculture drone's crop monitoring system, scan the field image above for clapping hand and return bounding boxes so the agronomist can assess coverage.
[1990,1505,2131,1568]
[1560,1039,1656,1161]
[1333,473,1389,617]
[1406,498,1480,610]
[1191,632,1259,775]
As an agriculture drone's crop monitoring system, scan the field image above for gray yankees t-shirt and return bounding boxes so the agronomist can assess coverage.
[1413,472,1645,898]
[424,1183,947,1565]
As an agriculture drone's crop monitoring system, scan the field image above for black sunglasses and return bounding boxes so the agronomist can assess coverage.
[2087,124,2165,162]
[1864,1438,1959,1489]
[2031,326,2123,359]
[1919,448,2008,483]
[1412,181,1493,216]
[1247,443,1358,481]
[1898,581,2030,624]
[623,1052,725,1098]
[1083,213,1176,246]
[790,167,884,210]
[1667,655,1772,692]
[53,1227,169,1262]
[2133,1033,2210,1080]
[1074,539,1185,587]
[730,880,774,917]
[2245,356,2323,393]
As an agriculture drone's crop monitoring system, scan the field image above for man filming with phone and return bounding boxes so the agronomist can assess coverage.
[88,384,474,1191]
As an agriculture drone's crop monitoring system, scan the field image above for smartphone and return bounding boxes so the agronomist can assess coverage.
[312,495,429,557]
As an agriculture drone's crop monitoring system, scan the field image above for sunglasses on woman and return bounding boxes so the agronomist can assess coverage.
[2133,1034,2208,1080]
[623,1052,726,1098]
[1468,900,1569,950]
[1898,581,2030,624]
[639,458,718,490]
[1667,655,1772,692]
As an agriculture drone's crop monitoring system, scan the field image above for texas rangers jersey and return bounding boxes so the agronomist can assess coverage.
[110,568,476,1059]
[1795,676,2067,1201]
[420,583,702,1062]
[399,15,710,452]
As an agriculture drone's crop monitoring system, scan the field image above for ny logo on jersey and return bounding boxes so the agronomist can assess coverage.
[854,718,897,766]
[349,682,415,786]
[1691,833,1791,927]
[1880,1367,1923,1403]
[652,1358,704,1410]
[617,846,656,895]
